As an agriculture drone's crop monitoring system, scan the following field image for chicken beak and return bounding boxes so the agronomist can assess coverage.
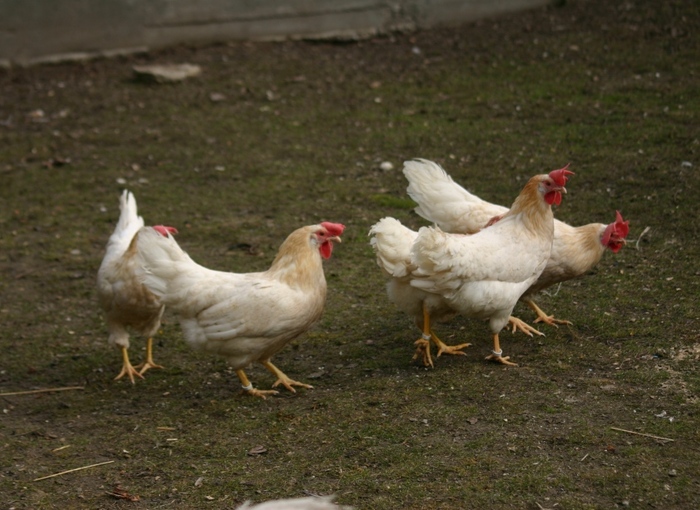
[560,186,567,194]
[329,236,342,243]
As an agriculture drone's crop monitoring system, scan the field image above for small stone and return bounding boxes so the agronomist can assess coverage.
[379,161,393,171]
[133,64,202,83]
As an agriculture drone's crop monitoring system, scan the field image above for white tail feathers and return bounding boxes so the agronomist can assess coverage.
[114,190,145,240]
[403,158,505,233]
[368,217,416,278]
[411,226,449,275]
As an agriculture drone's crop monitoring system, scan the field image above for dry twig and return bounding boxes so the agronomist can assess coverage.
[0,386,85,397]
[610,426,674,442]
[33,460,114,482]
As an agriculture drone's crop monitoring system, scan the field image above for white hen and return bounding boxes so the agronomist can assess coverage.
[404,158,629,328]
[369,217,469,367]
[134,222,344,398]
[96,190,177,383]
[409,167,572,365]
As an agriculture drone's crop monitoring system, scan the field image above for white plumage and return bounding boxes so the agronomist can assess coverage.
[404,158,628,327]
[134,222,344,398]
[96,190,172,383]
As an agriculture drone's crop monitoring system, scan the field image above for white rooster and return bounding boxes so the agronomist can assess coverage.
[96,190,177,383]
[134,222,344,398]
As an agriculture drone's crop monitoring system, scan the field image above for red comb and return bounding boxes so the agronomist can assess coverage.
[321,222,345,236]
[548,164,575,187]
[613,210,630,238]
[153,225,178,237]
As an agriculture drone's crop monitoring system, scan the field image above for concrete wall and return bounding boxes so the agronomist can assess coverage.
[0,0,550,67]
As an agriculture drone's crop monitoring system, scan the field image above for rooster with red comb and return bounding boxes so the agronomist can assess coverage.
[403,158,631,333]
[406,166,572,365]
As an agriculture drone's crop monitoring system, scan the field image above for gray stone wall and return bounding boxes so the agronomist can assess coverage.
[0,0,550,67]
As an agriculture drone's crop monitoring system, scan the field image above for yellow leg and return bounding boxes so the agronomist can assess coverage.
[236,369,278,399]
[485,333,518,366]
[412,303,435,367]
[114,346,145,384]
[261,360,313,393]
[508,316,545,337]
[134,337,165,375]
[412,303,470,367]
[525,299,572,327]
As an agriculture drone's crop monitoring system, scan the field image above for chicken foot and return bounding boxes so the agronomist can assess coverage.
[525,298,573,327]
[485,333,518,366]
[134,337,164,376]
[262,360,313,393]
[412,303,470,368]
[236,369,279,399]
[508,316,545,337]
[114,346,145,384]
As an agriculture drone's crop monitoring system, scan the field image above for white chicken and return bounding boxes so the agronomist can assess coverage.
[236,495,352,510]
[404,158,629,328]
[96,190,177,383]
[409,166,573,365]
[134,222,345,399]
[369,217,469,368]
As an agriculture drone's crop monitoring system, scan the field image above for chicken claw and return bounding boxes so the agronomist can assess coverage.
[262,361,313,393]
[526,299,573,327]
[412,337,434,368]
[115,346,145,384]
[485,352,518,366]
[432,331,471,358]
[533,314,573,327]
[243,388,280,400]
[235,369,280,399]
[134,337,165,375]
[486,334,518,366]
[508,316,545,337]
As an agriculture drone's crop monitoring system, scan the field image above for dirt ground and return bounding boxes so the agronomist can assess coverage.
[1,0,699,508]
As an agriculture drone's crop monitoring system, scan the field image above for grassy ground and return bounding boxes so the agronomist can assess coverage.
[1,0,699,508]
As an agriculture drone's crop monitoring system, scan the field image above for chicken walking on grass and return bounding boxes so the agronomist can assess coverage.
[369,217,469,368]
[96,190,177,383]
[134,222,344,399]
[409,165,573,365]
[404,158,629,330]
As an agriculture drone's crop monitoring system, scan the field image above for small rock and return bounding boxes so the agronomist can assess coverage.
[668,469,677,477]
[209,92,226,102]
[133,64,202,83]
[379,161,393,171]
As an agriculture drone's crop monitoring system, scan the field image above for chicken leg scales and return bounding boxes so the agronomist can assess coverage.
[525,298,573,327]
[115,346,145,384]
[134,337,164,375]
[485,333,518,366]
[412,303,471,367]
[262,360,313,393]
[236,369,279,399]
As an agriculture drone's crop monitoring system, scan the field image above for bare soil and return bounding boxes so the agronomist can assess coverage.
[1,0,699,508]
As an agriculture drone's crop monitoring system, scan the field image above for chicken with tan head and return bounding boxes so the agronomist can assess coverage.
[403,158,629,329]
[409,166,573,365]
[134,222,344,398]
